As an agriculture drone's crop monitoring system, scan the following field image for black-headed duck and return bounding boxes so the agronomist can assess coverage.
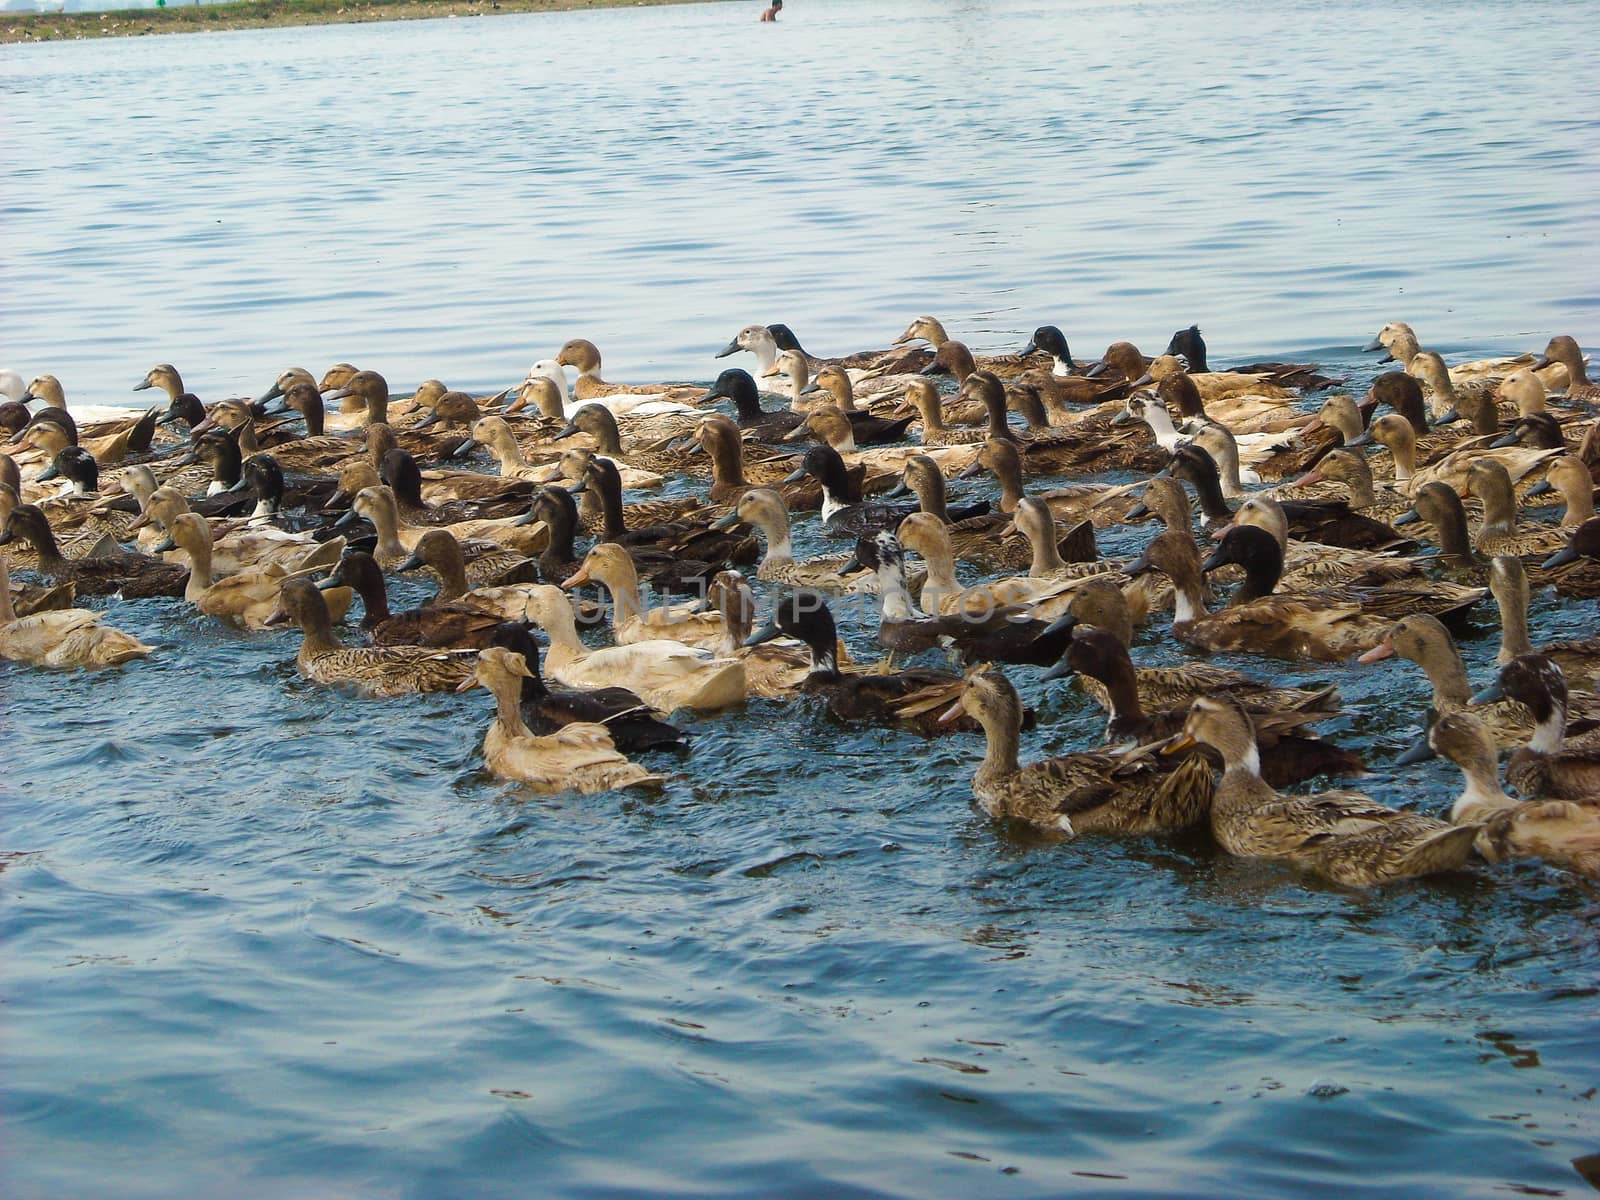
[318,550,502,650]
[1472,654,1600,802]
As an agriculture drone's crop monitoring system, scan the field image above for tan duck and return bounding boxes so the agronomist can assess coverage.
[0,555,152,668]
[1532,336,1600,403]
[707,488,864,591]
[1138,355,1297,419]
[893,377,988,445]
[318,369,392,432]
[939,669,1215,837]
[264,578,473,697]
[520,584,747,713]
[562,543,729,650]
[891,316,1035,376]
[396,527,540,599]
[1407,350,1499,423]
[1460,458,1569,558]
[690,414,827,510]
[1410,438,1560,496]
[14,402,142,470]
[316,550,506,650]
[1489,554,1600,690]
[1171,696,1477,887]
[1474,654,1600,802]
[1003,499,1134,595]
[556,403,696,476]
[160,512,352,629]
[460,415,568,483]
[785,406,958,478]
[896,512,1077,620]
[1358,615,1600,747]
[1409,710,1600,879]
[339,485,542,567]
[504,375,569,422]
[1290,449,1416,524]
[457,646,665,794]
[966,437,1141,530]
[1131,527,1389,663]
[555,338,701,404]
[1043,576,1334,717]
[1522,455,1595,527]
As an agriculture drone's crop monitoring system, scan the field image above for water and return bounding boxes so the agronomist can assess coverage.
[4,1,1600,1196]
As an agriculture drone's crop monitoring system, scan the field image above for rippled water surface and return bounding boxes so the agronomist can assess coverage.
[4,1,1600,1197]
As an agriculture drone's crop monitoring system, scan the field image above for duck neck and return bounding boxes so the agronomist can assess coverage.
[1211,440,1245,499]
[301,398,326,437]
[1029,526,1066,578]
[539,602,585,665]
[1419,642,1473,710]
[1099,662,1146,735]
[918,542,960,596]
[598,476,628,541]
[709,433,746,489]
[1189,469,1233,523]
[914,474,950,523]
[877,562,922,621]
[1388,433,1416,483]
[995,458,1025,514]
[490,431,529,472]
[366,392,389,427]
[984,392,1009,440]
[183,538,215,600]
[365,500,405,563]
[542,510,577,565]
[1495,578,1533,664]
[1433,503,1475,562]
[298,607,339,654]
[976,710,1022,781]
[1232,548,1282,605]
[599,565,646,627]
[0,564,13,623]
[491,679,535,740]
[1343,464,1377,509]
[1450,758,1513,822]
[1561,476,1595,526]
[916,396,947,434]
[1221,739,1263,779]
[1529,703,1566,756]
[1143,405,1185,451]
[590,419,624,457]
[758,514,794,563]
[352,571,391,626]
[1171,574,1208,629]
[1476,477,1519,539]
[433,552,471,603]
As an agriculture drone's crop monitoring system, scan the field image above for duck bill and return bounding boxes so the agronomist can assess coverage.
[742,620,782,649]
[799,381,822,396]
[1356,637,1395,664]
[1525,478,1554,498]
[133,378,155,391]
[1531,355,1553,372]
[313,575,343,592]
[1434,407,1461,426]
[262,607,291,627]
[151,536,177,553]
[1110,410,1134,426]
[1018,340,1039,358]
[1489,430,1521,449]
[1344,429,1373,448]
[1543,544,1580,569]
[936,698,966,725]
[509,507,546,529]
[710,511,742,531]
[1394,733,1437,766]
[454,673,481,694]
[956,460,985,480]
[1039,658,1074,682]
[1122,550,1153,577]
[1362,336,1385,352]
[1293,466,1327,488]
[322,387,353,404]
[1160,732,1197,756]
[1199,548,1228,572]
[451,438,479,459]
[1124,501,1150,521]
[257,382,285,404]
[883,481,911,499]
[781,466,808,485]
[395,553,425,573]
[1040,611,1077,640]
[919,360,947,377]
[1084,360,1109,379]
[1392,508,1420,527]
[34,464,59,482]
[332,508,363,529]
[555,421,580,440]
[715,338,742,359]
[1469,680,1506,705]
[561,564,592,590]
[781,426,810,444]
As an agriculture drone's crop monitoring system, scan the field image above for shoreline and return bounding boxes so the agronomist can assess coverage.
[2,0,703,44]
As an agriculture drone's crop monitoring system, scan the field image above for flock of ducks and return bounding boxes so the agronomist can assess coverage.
[5,319,1600,887]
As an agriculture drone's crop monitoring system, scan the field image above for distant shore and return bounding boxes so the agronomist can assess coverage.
[3,0,700,44]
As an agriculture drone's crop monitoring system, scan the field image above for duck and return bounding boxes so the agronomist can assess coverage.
[1128,527,1388,663]
[554,338,701,405]
[885,455,1024,562]
[896,512,1077,620]
[798,367,917,444]
[689,412,834,511]
[456,415,569,484]
[0,503,188,598]
[456,646,665,794]
[1113,391,1203,452]
[1001,498,1127,589]
[501,375,571,425]
[1489,554,1600,690]
[1170,696,1478,886]
[707,488,864,591]
[1458,459,1570,559]
[316,550,504,649]
[483,622,688,753]
[571,455,755,593]
[786,444,987,539]
[1359,615,1600,747]
[379,448,541,533]
[1163,325,1340,392]
[892,316,1034,376]
[853,531,1073,668]
[335,485,536,572]
[718,324,886,389]
[1490,411,1569,455]
[1288,449,1417,525]
[939,669,1215,836]
[318,369,393,431]
[562,543,729,650]
[893,377,989,446]
[1402,709,1600,879]
[1045,628,1360,786]
[1137,355,1297,419]
[264,578,474,697]
[135,363,210,428]
[702,368,804,440]
[131,484,338,575]
[1539,517,1600,598]
[1532,336,1600,403]
[1039,576,1336,716]
[0,555,153,668]
[1472,654,1600,801]
[1410,439,1560,497]
[693,570,826,700]
[396,527,540,600]
[520,583,746,713]
[1203,522,1483,626]
[1407,351,1499,425]
[963,437,1141,531]
[159,512,351,629]
[555,403,694,476]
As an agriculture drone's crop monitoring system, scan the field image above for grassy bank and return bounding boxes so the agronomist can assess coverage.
[3,0,700,44]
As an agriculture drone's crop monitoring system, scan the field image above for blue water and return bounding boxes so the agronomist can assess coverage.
[4,1,1600,1197]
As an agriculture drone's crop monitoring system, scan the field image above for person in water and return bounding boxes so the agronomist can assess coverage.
[760,1,782,20]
